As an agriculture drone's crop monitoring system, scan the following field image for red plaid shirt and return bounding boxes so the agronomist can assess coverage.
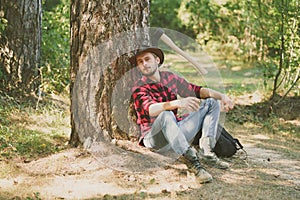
[132,71,202,141]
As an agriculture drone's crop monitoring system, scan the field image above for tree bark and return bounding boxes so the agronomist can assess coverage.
[0,0,41,95]
[69,0,150,146]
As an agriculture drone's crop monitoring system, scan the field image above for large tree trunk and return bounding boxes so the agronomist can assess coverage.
[0,0,41,95]
[69,0,150,146]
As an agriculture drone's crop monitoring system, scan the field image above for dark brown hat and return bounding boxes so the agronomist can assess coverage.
[128,45,164,66]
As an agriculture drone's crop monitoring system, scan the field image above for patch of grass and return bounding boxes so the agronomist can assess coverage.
[0,127,66,159]
[210,56,266,96]
[0,93,69,160]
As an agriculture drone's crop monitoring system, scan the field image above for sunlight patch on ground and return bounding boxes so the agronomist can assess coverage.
[0,178,14,190]
[37,174,133,199]
[243,143,282,162]
[7,100,71,138]
[25,112,71,137]
[251,134,270,140]
[231,66,242,71]
[243,122,262,129]
[286,119,300,126]
[15,147,205,199]
[233,90,264,105]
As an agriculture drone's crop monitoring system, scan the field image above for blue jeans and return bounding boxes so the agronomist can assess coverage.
[143,98,220,155]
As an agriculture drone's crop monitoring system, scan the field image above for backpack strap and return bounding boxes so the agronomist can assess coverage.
[234,138,243,150]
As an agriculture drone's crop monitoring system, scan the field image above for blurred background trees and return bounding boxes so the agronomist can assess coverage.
[0,0,299,102]
[151,0,299,103]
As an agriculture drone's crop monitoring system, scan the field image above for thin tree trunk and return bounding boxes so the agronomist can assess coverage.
[271,0,285,100]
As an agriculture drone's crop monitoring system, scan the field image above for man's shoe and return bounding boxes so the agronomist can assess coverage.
[198,150,230,169]
[199,137,230,169]
[194,167,213,184]
[183,147,213,183]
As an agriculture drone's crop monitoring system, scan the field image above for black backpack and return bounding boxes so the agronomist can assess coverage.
[214,125,244,157]
[192,124,244,158]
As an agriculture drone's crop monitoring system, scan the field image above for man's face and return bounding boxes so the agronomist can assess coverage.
[136,52,160,76]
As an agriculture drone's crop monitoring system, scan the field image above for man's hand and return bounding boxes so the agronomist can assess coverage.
[180,97,201,112]
[220,95,234,112]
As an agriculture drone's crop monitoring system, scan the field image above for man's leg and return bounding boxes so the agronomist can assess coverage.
[198,98,220,153]
[177,98,229,169]
[144,98,222,152]
[196,98,230,169]
[143,111,212,183]
[178,98,219,143]
[143,111,190,154]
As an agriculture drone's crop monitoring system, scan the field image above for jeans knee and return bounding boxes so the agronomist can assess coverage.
[159,111,176,122]
[206,98,220,110]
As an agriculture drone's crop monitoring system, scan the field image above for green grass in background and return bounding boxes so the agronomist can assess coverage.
[0,94,69,160]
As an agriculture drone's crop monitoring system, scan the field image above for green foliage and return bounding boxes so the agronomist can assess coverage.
[159,0,300,99]
[251,0,300,99]
[150,0,194,37]
[179,0,222,43]
[25,192,42,200]
[41,0,70,93]
[0,17,8,33]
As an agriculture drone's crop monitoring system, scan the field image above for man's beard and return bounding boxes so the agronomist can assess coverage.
[142,66,158,77]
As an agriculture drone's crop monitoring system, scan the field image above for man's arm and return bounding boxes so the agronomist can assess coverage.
[149,97,201,117]
[148,88,234,117]
[148,100,180,117]
[200,87,224,99]
[200,88,234,112]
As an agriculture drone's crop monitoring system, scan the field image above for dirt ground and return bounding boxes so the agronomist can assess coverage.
[0,130,299,199]
[0,94,299,200]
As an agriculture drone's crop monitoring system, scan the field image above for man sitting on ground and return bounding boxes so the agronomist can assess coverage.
[130,45,234,183]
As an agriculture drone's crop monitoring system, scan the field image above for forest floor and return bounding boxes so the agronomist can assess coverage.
[0,92,299,200]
